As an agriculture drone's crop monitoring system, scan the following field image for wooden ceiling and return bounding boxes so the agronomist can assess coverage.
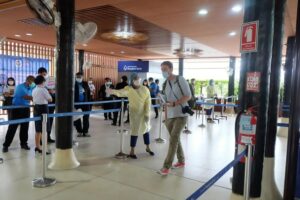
[0,0,298,59]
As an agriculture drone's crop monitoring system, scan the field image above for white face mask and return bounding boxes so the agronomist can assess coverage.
[88,81,93,84]
[162,71,169,79]
[44,74,48,79]
[8,81,14,85]
[76,78,82,83]
[133,79,141,86]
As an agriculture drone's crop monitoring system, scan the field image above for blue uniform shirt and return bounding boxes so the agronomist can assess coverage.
[149,82,158,97]
[13,83,32,106]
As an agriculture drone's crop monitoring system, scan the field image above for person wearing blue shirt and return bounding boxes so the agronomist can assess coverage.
[155,79,160,95]
[149,77,159,118]
[74,72,91,137]
[2,75,35,153]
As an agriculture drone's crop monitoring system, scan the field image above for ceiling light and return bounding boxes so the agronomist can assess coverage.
[14,34,21,37]
[120,51,125,54]
[110,51,115,54]
[229,32,237,36]
[26,33,32,36]
[232,5,242,13]
[82,44,87,47]
[198,9,208,16]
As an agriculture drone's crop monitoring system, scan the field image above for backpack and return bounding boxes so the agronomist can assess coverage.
[162,76,195,108]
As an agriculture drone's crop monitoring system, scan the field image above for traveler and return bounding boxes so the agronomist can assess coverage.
[32,75,52,154]
[99,77,114,120]
[158,61,191,176]
[88,77,96,101]
[2,75,35,153]
[149,77,158,118]
[143,79,149,88]
[112,75,129,126]
[3,77,16,119]
[107,73,154,159]
[74,72,91,137]
[37,67,55,143]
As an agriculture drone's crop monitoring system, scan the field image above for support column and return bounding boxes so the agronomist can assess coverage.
[228,56,236,102]
[78,49,84,74]
[282,36,295,117]
[49,0,79,170]
[261,0,286,199]
[232,0,274,197]
[283,0,300,198]
[179,57,184,76]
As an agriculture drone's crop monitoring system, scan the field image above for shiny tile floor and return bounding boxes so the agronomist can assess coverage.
[0,112,287,200]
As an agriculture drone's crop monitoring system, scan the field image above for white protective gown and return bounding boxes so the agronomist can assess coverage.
[111,85,151,136]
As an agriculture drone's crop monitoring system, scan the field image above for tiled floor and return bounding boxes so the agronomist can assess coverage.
[0,112,287,200]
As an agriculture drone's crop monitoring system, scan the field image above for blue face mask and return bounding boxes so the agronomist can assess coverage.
[30,83,36,88]
[162,71,169,79]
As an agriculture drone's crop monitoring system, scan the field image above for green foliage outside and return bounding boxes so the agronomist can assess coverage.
[193,80,239,97]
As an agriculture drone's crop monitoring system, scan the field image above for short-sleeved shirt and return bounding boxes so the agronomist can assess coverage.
[156,85,160,95]
[149,82,158,97]
[32,86,52,105]
[163,76,191,119]
[78,83,85,102]
[13,83,33,106]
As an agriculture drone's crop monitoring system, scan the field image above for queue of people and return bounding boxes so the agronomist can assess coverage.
[1,61,195,178]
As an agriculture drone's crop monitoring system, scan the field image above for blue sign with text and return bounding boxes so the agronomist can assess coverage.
[118,61,149,73]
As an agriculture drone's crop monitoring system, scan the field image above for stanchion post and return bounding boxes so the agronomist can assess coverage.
[32,114,56,188]
[155,100,166,143]
[244,145,252,200]
[115,99,128,159]
[183,116,192,134]
[199,103,206,128]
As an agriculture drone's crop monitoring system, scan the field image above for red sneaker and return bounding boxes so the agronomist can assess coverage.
[157,168,170,176]
[172,162,185,169]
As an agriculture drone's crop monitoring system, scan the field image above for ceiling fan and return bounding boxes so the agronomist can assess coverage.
[173,48,203,58]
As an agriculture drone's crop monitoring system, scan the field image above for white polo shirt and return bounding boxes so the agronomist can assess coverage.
[32,86,52,105]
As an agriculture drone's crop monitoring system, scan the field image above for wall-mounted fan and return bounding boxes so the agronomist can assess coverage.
[26,0,55,25]
[26,0,98,45]
[75,22,98,44]
[83,60,93,70]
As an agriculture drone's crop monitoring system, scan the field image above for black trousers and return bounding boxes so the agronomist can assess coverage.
[73,105,90,133]
[3,107,30,147]
[151,98,158,117]
[113,102,129,125]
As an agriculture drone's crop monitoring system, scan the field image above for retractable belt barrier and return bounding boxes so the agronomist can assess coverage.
[186,150,247,200]
[0,98,163,187]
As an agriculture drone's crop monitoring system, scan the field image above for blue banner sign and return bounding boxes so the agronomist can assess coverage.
[0,55,49,85]
[118,61,149,72]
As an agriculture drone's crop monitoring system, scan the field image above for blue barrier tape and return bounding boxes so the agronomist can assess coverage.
[0,117,40,126]
[186,150,247,200]
[196,101,239,107]
[0,98,160,110]
[48,109,121,118]
[277,123,289,127]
